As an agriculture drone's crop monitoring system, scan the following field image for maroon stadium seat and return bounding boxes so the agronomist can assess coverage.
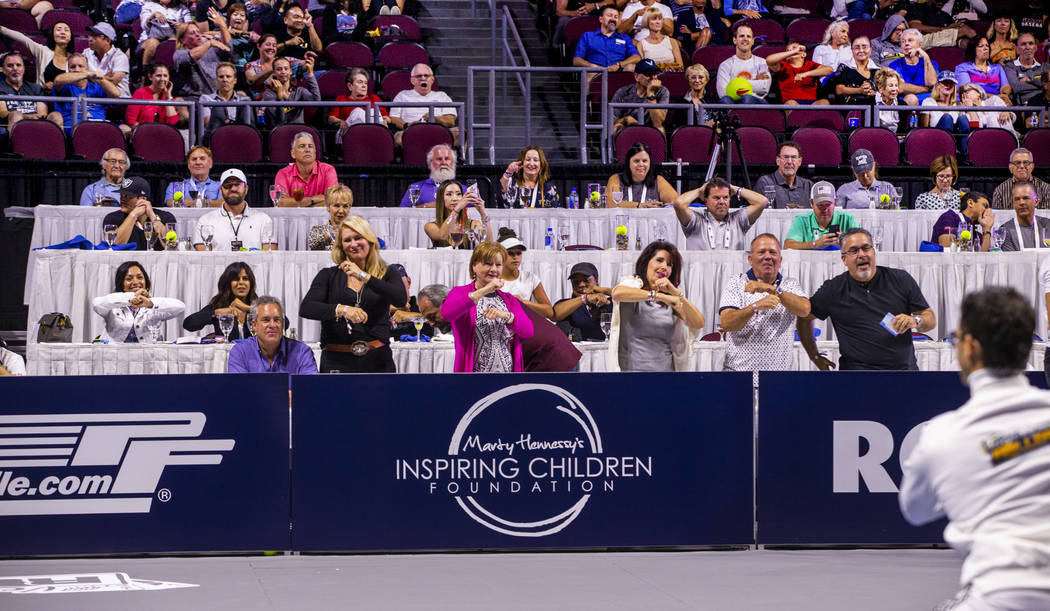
[786,108,845,131]
[927,47,964,73]
[39,10,93,35]
[741,18,785,44]
[848,127,901,166]
[588,71,636,104]
[72,121,124,161]
[847,18,885,42]
[269,124,321,164]
[659,71,688,99]
[731,108,785,133]
[670,126,716,163]
[734,126,777,164]
[372,15,422,41]
[402,123,454,165]
[614,126,666,163]
[965,128,1018,167]
[11,119,66,160]
[325,42,374,69]
[692,45,735,72]
[565,16,599,56]
[791,127,843,165]
[317,69,349,99]
[753,44,787,60]
[1024,129,1050,167]
[785,17,831,45]
[342,124,395,165]
[130,123,184,162]
[381,69,412,100]
[903,128,956,167]
[0,8,38,34]
[154,40,176,70]
[209,125,263,163]
[377,42,429,72]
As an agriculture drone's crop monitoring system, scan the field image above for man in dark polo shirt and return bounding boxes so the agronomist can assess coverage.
[104,177,176,251]
[553,262,613,341]
[797,228,936,370]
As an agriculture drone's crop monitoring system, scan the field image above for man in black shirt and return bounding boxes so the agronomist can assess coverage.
[0,52,63,131]
[553,262,613,341]
[798,228,936,370]
[104,177,176,251]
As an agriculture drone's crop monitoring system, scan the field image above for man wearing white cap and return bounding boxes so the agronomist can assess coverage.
[194,169,276,251]
[784,181,860,250]
[86,22,129,98]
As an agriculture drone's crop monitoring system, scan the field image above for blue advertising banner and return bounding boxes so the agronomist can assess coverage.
[757,371,969,545]
[0,374,290,555]
[292,373,753,551]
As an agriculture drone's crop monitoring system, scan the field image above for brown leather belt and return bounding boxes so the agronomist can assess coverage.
[323,340,385,356]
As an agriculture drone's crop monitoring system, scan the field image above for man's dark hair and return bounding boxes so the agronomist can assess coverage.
[702,177,730,200]
[960,287,1034,371]
[599,4,618,16]
[959,191,989,213]
[777,141,802,157]
[1013,180,1039,204]
[838,227,872,249]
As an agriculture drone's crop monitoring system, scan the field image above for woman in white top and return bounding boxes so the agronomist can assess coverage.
[92,261,185,343]
[920,72,968,133]
[958,83,1018,137]
[813,20,852,70]
[497,229,554,320]
[636,6,683,68]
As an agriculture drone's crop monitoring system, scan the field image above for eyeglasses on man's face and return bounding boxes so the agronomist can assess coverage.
[844,244,874,257]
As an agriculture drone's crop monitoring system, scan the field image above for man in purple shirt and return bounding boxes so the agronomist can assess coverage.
[227,296,317,374]
[399,144,456,207]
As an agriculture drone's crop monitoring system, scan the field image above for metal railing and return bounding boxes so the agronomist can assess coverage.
[0,94,81,129]
[467,66,609,165]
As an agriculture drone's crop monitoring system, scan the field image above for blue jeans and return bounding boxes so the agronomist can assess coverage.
[847,0,874,19]
[936,113,972,154]
[718,94,768,105]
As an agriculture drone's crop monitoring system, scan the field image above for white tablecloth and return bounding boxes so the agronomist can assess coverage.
[29,340,1045,375]
[25,249,1049,345]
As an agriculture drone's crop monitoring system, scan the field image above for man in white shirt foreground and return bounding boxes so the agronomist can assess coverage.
[899,286,1050,611]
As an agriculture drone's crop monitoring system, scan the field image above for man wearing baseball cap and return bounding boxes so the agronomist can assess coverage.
[194,169,277,251]
[784,181,860,250]
[610,58,669,133]
[86,22,129,98]
[104,176,175,250]
[836,148,898,209]
[553,262,613,341]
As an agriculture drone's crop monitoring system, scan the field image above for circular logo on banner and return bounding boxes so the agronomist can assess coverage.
[448,384,602,537]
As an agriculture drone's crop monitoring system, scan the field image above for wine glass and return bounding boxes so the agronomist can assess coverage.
[449,229,465,248]
[262,226,275,248]
[611,190,623,207]
[146,320,163,344]
[558,221,570,250]
[411,316,425,341]
[198,224,214,251]
[217,313,235,342]
[518,186,533,208]
[465,228,478,249]
[653,222,667,242]
[408,184,421,206]
[143,226,155,249]
[269,185,283,206]
[187,190,199,207]
[600,313,612,340]
[104,224,117,246]
[893,186,904,209]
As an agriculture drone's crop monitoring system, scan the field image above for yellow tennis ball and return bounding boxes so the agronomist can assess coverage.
[879,194,890,203]
[616,225,627,236]
[165,230,177,241]
[726,77,752,101]
[590,191,600,202]
[960,230,971,240]
[173,191,183,200]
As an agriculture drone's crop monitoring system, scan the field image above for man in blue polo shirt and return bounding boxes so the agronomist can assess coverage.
[573,5,641,74]
[887,28,938,104]
[228,296,317,374]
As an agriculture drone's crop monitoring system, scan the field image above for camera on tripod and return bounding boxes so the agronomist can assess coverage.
[710,110,742,137]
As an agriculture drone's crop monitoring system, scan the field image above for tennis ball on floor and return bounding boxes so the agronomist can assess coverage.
[726,77,752,100]
[165,230,177,241]
[960,230,972,241]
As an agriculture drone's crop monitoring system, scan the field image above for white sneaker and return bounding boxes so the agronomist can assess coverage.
[379,5,390,14]
[389,5,400,14]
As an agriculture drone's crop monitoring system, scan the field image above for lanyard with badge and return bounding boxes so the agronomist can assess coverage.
[1014,217,1043,250]
[627,185,647,204]
[705,211,733,249]
[223,207,246,250]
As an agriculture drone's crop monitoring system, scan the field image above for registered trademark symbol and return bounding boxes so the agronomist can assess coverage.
[157,489,172,502]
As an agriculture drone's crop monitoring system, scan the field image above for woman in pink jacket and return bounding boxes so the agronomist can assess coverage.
[442,241,534,372]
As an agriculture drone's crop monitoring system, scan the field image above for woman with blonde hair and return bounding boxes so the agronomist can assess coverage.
[920,71,968,134]
[636,6,683,68]
[307,184,354,250]
[300,215,407,372]
[498,146,560,208]
[987,16,1018,64]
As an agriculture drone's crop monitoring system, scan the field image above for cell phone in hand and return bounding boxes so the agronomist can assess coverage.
[464,182,480,198]
[829,224,840,235]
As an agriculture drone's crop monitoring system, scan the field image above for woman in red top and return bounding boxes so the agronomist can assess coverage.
[121,63,179,137]
[328,67,387,139]
[766,41,832,105]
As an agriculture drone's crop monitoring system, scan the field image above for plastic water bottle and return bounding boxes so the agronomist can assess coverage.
[908,111,918,130]
[545,227,554,250]
[1029,113,1041,129]
[568,188,578,210]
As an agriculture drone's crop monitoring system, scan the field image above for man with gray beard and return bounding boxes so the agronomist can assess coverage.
[399,144,456,208]
[797,228,935,371]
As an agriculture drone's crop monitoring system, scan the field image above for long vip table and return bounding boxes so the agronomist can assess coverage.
[25,248,1049,345]
[30,340,1046,375]
[19,205,1042,254]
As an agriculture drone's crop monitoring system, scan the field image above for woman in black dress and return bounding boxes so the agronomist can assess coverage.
[183,261,258,339]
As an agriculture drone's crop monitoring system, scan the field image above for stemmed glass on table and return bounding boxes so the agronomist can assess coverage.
[611,190,623,207]
[198,224,214,251]
[558,221,570,250]
[600,313,612,340]
[269,185,283,206]
[411,316,425,342]
[104,224,117,246]
[217,313,235,342]
[408,184,421,206]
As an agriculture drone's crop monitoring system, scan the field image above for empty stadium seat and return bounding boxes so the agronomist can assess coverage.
[691,45,735,72]
[402,123,454,165]
[847,18,885,41]
[786,108,844,131]
[731,108,785,133]
[130,123,184,162]
[317,69,350,99]
[72,121,124,161]
[0,8,38,34]
[670,126,716,163]
[376,42,429,72]
[927,47,964,72]
[372,15,422,41]
[791,127,843,165]
[848,127,901,167]
[614,126,666,163]
[40,10,93,35]
[11,119,66,160]
[342,124,395,165]
[209,125,263,163]
[741,18,785,44]
[904,128,956,167]
[1024,129,1050,166]
[965,128,1018,167]
[734,126,777,164]
[325,42,373,69]
[785,17,830,45]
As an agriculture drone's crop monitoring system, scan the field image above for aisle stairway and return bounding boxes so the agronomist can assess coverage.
[416,0,590,163]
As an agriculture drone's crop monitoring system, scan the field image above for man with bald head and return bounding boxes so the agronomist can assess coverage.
[388,63,459,146]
